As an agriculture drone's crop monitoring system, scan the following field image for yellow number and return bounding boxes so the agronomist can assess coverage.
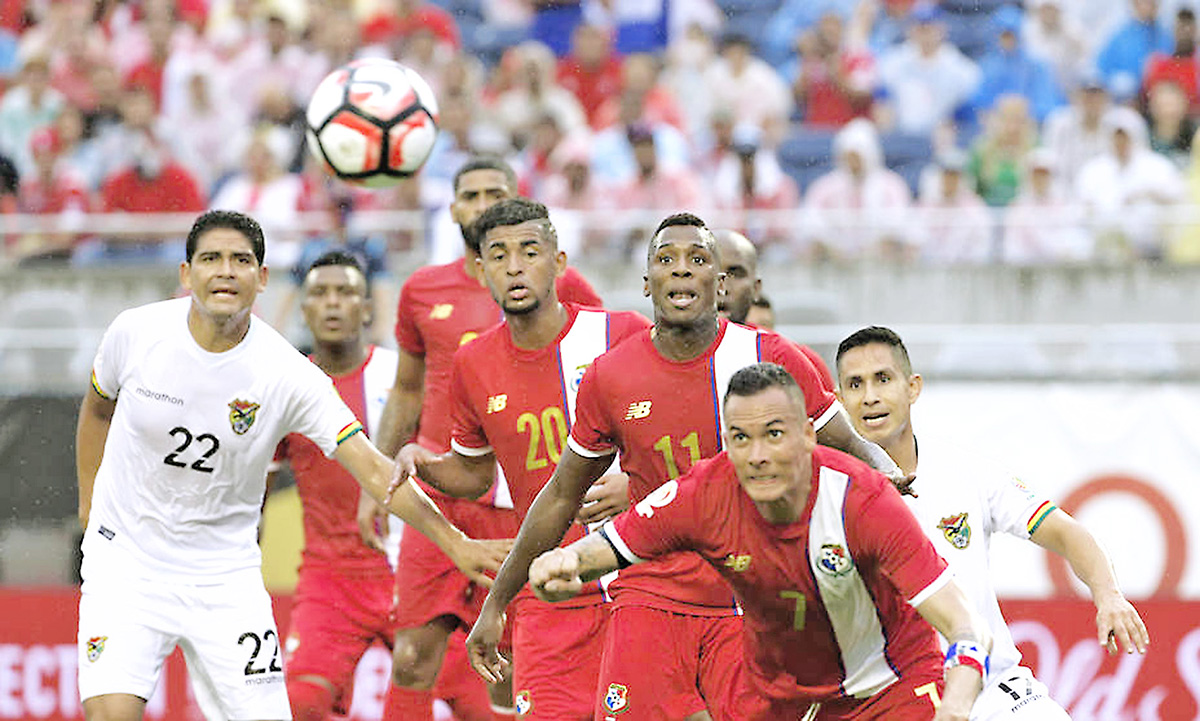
[653,431,703,479]
[780,590,807,630]
[653,434,679,478]
[913,682,941,709]
[518,412,547,470]
[541,406,568,463]
[680,431,700,466]
[519,407,570,470]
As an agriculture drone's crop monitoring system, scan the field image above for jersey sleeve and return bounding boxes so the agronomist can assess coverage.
[985,471,1058,541]
[90,309,132,399]
[763,333,837,424]
[603,474,700,565]
[448,350,492,457]
[849,475,950,606]
[394,279,425,356]
[558,267,603,307]
[800,345,836,393]
[284,360,363,457]
[566,362,618,458]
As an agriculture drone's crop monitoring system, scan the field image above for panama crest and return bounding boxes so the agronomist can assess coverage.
[818,543,853,576]
[86,636,107,662]
[938,512,972,549]
[228,399,260,435]
[604,683,629,713]
[515,690,532,716]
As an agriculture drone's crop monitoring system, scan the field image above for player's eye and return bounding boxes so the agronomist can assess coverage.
[768,429,784,438]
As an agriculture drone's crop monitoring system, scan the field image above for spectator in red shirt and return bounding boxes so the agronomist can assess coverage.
[556,24,623,127]
[1142,7,1200,114]
[76,132,206,265]
[14,127,92,262]
[592,52,686,132]
[361,0,460,51]
[788,11,876,128]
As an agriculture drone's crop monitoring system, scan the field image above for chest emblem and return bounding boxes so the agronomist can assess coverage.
[228,399,261,435]
[429,303,454,319]
[85,636,107,662]
[723,553,752,572]
[818,543,853,577]
[938,512,972,550]
[571,363,590,391]
[515,690,532,716]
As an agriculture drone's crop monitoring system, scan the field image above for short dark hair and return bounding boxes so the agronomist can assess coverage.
[723,362,806,408]
[307,249,365,278]
[472,197,557,253]
[648,212,715,259]
[186,210,265,264]
[836,326,913,377]
[453,156,518,195]
[1179,7,1196,22]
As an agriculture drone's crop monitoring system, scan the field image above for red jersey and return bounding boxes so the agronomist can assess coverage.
[606,447,948,707]
[395,259,602,452]
[568,319,838,613]
[276,346,399,574]
[448,304,651,602]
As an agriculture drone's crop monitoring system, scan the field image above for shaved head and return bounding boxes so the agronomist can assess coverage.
[713,229,761,324]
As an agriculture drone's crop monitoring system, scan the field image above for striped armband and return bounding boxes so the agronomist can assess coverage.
[944,641,989,679]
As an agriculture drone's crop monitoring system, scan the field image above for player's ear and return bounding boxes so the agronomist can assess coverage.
[555,250,567,277]
[179,261,191,291]
[258,264,269,291]
[908,373,923,404]
[642,275,649,297]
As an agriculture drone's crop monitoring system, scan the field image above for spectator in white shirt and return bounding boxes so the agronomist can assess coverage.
[1003,148,1093,264]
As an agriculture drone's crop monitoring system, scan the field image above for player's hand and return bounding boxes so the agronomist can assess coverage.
[385,443,437,506]
[576,472,630,526]
[529,548,584,603]
[446,536,513,589]
[932,664,982,721]
[1095,591,1150,654]
[356,489,389,553]
[466,605,510,684]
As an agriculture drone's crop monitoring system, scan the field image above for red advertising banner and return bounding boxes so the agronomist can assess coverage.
[1,589,1196,720]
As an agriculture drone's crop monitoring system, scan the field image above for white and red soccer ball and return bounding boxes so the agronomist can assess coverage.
[306,58,439,188]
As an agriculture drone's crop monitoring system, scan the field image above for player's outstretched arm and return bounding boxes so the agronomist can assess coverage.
[915,580,992,721]
[336,433,510,586]
[393,442,496,500]
[529,534,621,603]
[1031,509,1149,654]
[815,408,911,491]
[357,348,426,549]
[76,388,116,530]
[466,447,613,683]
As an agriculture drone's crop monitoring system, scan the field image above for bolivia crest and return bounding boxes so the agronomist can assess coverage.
[228,399,260,435]
[938,512,972,549]
[818,543,853,577]
[515,690,532,716]
[86,636,107,662]
[604,683,629,714]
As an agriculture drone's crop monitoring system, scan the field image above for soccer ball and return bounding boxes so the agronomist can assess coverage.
[306,58,440,188]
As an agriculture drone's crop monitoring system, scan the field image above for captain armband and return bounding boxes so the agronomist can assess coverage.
[944,640,989,680]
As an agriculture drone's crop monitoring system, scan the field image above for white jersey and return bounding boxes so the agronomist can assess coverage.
[83,297,360,584]
[904,431,1058,681]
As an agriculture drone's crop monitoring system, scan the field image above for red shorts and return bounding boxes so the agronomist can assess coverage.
[739,673,944,721]
[594,605,742,721]
[511,596,608,721]
[393,497,519,630]
[284,566,396,715]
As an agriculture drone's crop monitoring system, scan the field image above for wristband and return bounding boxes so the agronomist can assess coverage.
[944,640,989,679]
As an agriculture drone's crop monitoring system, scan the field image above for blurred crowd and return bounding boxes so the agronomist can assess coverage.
[4,0,1200,271]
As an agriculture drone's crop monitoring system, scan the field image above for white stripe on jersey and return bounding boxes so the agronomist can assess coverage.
[359,346,405,569]
[361,346,398,441]
[712,323,762,451]
[808,466,899,699]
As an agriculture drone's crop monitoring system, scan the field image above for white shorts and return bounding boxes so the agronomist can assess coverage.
[972,665,1071,721]
[78,571,291,720]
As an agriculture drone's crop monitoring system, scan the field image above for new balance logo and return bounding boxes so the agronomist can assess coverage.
[487,395,508,414]
[723,554,752,572]
[429,304,454,319]
[624,401,652,420]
